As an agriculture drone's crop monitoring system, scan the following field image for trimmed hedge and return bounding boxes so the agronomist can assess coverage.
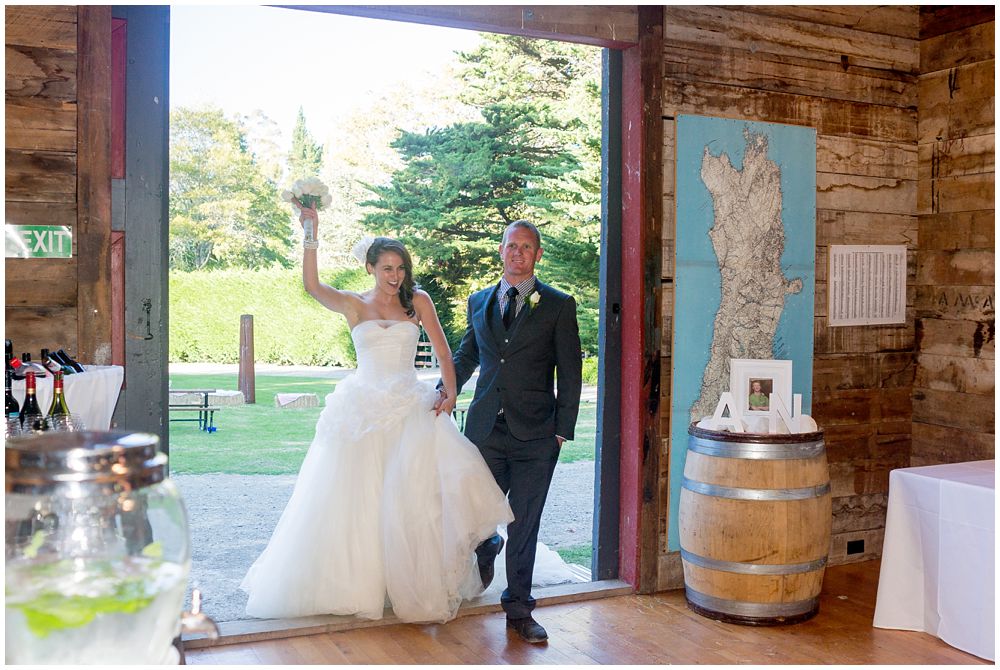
[170,267,604,377]
[169,267,368,366]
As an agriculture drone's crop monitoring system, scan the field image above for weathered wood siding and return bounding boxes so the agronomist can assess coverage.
[5,5,112,364]
[658,6,923,588]
[913,7,995,466]
[5,6,80,356]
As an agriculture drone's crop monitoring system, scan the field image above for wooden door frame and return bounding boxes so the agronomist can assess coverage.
[108,4,664,596]
[109,5,170,449]
[618,6,664,593]
[285,5,664,591]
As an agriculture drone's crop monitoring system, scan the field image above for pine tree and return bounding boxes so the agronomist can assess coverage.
[361,36,602,351]
[287,107,323,181]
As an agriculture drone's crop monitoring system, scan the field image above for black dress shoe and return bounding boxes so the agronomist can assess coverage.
[506,616,548,644]
[478,535,504,589]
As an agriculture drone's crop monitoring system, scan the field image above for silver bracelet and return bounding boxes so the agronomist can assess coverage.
[303,240,319,249]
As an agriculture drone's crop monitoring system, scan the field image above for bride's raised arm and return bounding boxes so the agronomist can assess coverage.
[413,291,457,416]
[298,202,360,318]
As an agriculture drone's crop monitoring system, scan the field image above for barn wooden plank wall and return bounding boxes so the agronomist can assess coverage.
[5,5,112,364]
[658,5,921,584]
[912,6,995,465]
[657,5,994,589]
[5,5,80,356]
[4,4,993,597]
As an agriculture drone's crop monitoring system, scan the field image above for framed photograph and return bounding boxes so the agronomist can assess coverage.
[730,359,793,416]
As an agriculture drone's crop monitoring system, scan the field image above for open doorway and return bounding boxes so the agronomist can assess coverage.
[160,6,617,629]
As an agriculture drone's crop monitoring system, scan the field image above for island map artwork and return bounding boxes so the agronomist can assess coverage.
[669,115,817,550]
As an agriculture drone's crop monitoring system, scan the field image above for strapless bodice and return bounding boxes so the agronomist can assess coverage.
[351,320,421,380]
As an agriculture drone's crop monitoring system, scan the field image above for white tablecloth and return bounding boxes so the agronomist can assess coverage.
[11,365,124,431]
[873,460,995,661]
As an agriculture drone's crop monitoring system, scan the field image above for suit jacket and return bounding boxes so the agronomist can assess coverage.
[453,279,582,444]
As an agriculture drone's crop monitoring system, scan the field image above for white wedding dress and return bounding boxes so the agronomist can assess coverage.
[241,319,516,623]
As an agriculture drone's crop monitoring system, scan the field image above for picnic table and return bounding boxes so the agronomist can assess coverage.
[169,388,220,432]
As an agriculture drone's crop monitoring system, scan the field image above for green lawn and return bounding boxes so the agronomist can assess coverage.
[168,372,596,475]
[555,544,593,567]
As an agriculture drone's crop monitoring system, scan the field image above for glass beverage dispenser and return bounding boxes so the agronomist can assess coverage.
[5,431,206,664]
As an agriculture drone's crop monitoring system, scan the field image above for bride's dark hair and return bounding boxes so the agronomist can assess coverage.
[366,237,418,317]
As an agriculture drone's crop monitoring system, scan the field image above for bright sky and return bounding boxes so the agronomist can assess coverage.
[170,5,483,149]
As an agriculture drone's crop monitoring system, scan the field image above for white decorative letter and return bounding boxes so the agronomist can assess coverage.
[711,392,744,433]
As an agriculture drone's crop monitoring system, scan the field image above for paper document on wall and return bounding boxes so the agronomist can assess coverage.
[828,245,906,326]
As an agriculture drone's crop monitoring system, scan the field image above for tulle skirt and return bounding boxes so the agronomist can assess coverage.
[240,373,514,623]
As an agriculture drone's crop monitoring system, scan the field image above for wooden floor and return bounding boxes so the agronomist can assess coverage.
[186,560,988,665]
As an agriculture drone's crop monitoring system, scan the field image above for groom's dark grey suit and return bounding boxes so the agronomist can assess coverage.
[453,278,582,620]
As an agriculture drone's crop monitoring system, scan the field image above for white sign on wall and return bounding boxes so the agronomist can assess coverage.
[828,244,907,326]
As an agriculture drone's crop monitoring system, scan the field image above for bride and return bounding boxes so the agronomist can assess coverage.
[240,202,514,623]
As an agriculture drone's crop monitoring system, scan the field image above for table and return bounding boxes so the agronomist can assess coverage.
[873,460,995,661]
[11,364,124,431]
[169,389,218,432]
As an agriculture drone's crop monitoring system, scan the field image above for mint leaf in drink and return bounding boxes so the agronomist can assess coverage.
[141,541,164,559]
[23,531,45,559]
[14,577,156,638]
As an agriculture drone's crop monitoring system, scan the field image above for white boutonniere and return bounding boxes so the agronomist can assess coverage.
[527,291,541,311]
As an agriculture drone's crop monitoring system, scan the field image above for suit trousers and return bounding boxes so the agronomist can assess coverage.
[475,415,560,619]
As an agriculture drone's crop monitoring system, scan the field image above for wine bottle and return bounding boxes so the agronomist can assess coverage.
[4,365,20,438]
[19,353,48,378]
[9,356,27,380]
[55,349,85,373]
[47,349,76,375]
[47,371,71,421]
[40,348,64,375]
[5,365,20,421]
[18,371,45,432]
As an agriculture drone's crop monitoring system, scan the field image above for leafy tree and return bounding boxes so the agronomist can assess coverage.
[169,107,292,271]
[361,35,603,352]
[239,109,286,184]
[318,75,477,269]
[287,107,323,181]
[362,102,580,340]
[458,35,603,352]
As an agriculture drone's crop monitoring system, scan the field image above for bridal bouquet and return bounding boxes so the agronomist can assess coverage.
[281,177,332,244]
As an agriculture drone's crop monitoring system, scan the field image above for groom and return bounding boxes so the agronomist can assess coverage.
[440,219,582,643]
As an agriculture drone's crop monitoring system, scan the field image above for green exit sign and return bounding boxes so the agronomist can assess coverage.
[5,225,73,258]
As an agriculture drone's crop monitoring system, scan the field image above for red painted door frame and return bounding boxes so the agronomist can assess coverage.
[617,17,661,588]
[618,45,644,588]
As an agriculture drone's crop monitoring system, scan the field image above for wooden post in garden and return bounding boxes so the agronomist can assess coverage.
[239,314,255,404]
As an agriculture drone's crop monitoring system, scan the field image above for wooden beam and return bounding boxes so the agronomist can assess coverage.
[76,5,112,364]
[619,5,663,594]
[280,4,638,48]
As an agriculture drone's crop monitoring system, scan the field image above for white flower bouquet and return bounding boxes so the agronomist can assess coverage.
[281,177,332,244]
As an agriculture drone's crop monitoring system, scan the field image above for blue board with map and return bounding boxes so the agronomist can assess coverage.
[669,115,816,551]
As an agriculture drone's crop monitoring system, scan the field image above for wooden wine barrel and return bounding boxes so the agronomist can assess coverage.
[679,423,831,625]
